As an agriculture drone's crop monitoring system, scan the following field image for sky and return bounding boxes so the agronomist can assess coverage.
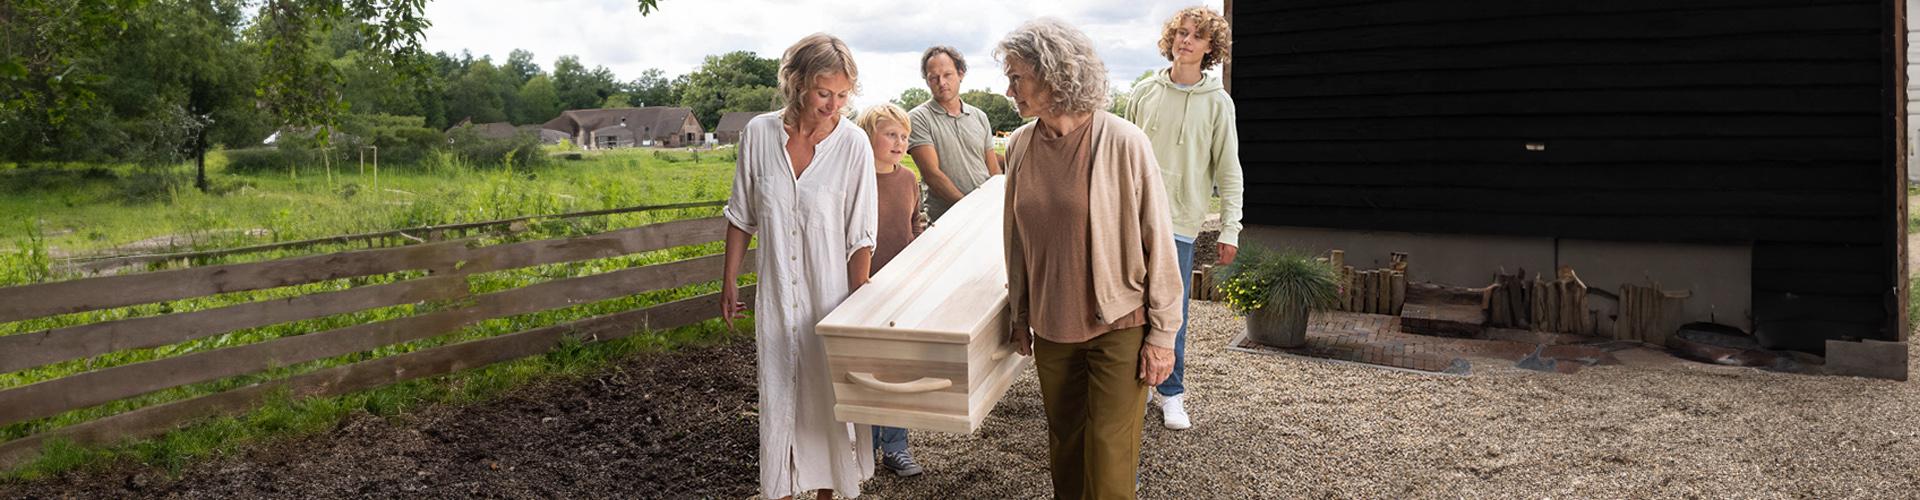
[422,0,1227,109]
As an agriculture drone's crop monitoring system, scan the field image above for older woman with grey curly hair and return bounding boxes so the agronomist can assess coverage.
[997,17,1183,499]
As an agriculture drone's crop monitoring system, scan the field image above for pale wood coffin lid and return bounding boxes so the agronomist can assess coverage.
[817,176,1008,344]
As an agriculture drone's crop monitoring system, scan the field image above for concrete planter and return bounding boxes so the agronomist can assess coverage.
[1247,302,1310,348]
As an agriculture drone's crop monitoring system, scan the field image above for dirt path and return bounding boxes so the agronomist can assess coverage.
[6,300,1920,498]
[0,342,762,499]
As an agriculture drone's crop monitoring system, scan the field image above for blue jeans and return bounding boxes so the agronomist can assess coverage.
[873,426,909,455]
[1158,239,1195,398]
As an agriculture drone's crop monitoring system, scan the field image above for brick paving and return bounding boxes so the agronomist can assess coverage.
[1228,310,1622,375]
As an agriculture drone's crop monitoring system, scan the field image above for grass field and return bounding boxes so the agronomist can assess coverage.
[1,147,736,267]
[0,146,766,479]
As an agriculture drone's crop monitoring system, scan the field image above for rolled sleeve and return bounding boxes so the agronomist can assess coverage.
[845,141,879,259]
[724,133,759,234]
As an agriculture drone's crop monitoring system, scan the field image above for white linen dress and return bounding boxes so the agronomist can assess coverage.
[723,111,878,499]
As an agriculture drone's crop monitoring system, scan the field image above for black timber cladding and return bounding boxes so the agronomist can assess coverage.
[1232,0,1902,344]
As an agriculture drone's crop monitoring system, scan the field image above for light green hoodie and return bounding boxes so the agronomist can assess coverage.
[1124,68,1244,246]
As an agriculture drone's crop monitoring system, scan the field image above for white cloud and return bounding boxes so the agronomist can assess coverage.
[423,0,1224,109]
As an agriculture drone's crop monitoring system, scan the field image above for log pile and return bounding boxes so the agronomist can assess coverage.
[1486,268,1531,329]
[1191,264,1222,302]
[1614,282,1691,345]
[1487,265,1592,335]
[1330,250,1407,315]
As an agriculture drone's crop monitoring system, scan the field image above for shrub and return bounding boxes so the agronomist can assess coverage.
[1214,246,1341,315]
[338,115,442,167]
[114,166,189,204]
[447,128,546,170]
[220,147,289,175]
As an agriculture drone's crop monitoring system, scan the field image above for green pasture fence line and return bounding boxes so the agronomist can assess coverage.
[57,200,728,274]
[0,214,745,471]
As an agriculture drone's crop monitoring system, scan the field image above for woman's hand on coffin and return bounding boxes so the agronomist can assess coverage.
[1009,321,1033,356]
[1139,344,1174,385]
[721,283,750,331]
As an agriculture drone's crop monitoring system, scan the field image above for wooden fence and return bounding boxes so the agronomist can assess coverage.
[57,200,728,274]
[0,213,751,469]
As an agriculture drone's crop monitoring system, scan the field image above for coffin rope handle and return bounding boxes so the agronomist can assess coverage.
[848,372,953,394]
[992,349,1011,361]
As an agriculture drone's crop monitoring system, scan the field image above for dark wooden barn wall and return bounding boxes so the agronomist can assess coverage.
[1232,0,1901,343]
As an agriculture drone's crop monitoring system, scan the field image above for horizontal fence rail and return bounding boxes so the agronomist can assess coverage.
[0,212,751,470]
[57,200,728,274]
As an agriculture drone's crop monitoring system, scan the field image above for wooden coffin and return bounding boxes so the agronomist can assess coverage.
[816,176,1027,433]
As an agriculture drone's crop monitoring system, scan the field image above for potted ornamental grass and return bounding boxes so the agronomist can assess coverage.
[1214,246,1342,348]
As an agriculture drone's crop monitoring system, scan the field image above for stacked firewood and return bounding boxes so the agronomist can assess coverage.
[1190,265,1222,302]
[1330,250,1407,315]
[1487,266,1592,334]
[1615,282,1690,345]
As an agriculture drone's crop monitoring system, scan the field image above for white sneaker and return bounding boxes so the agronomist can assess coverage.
[1160,394,1192,430]
[1146,391,1166,416]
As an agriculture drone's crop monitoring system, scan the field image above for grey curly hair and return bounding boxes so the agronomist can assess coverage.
[994,17,1109,116]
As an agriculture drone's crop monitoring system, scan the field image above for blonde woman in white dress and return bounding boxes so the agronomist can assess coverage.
[720,33,878,500]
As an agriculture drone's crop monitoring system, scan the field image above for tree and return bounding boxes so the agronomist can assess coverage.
[515,74,561,124]
[504,49,540,85]
[254,0,433,143]
[552,55,620,112]
[720,85,780,114]
[627,68,677,108]
[891,88,930,111]
[444,59,508,124]
[0,0,275,192]
[1111,70,1154,117]
[960,90,1024,134]
[678,51,778,129]
[602,93,633,108]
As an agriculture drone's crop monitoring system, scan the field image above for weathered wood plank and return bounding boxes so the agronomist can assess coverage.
[1237,87,1881,121]
[1232,61,1879,100]
[0,287,752,471]
[1238,4,1877,50]
[1241,114,1878,142]
[0,276,470,375]
[1240,32,1880,77]
[64,201,725,272]
[1237,0,1872,30]
[0,240,469,325]
[460,216,727,274]
[0,252,737,427]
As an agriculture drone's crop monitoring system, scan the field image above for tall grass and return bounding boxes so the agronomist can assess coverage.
[0,147,736,271]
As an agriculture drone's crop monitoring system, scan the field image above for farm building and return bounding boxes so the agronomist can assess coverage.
[1229,0,1908,377]
[541,107,704,149]
[714,111,766,145]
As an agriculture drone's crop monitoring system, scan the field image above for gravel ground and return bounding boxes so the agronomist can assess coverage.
[8,300,1919,498]
[864,300,1920,499]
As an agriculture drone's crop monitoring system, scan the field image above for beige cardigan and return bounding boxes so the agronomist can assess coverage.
[1004,111,1184,348]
